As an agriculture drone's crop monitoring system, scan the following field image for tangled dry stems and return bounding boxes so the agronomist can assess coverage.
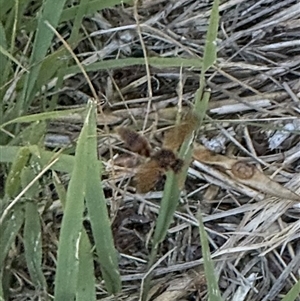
[8,0,300,300]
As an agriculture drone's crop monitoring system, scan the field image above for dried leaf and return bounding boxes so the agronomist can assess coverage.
[193,145,300,201]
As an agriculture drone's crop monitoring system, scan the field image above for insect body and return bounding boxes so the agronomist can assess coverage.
[117,112,199,193]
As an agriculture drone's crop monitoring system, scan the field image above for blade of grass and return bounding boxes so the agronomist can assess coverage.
[0,204,24,265]
[0,21,10,140]
[197,209,222,301]
[197,0,219,104]
[34,48,68,99]
[0,145,96,175]
[0,205,24,301]
[22,168,47,291]
[64,57,203,76]
[54,101,93,301]
[4,146,31,198]
[194,5,220,298]
[0,0,13,19]
[142,1,219,298]
[8,120,46,147]
[23,201,46,288]
[53,172,96,301]
[61,0,132,23]
[68,0,89,44]
[152,172,181,245]
[0,156,59,227]
[0,44,28,73]
[195,90,211,123]
[52,171,67,209]
[0,22,10,89]
[76,232,96,301]
[24,0,133,32]
[19,0,67,116]
[85,101,121,294]
[141,142,194,301]
[0,107,84,131]
[281,279,300,301]
[46,0,89,111]
[0,145,75,174]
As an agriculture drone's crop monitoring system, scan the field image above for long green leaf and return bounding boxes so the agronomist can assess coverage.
[76,232,96,301]
[143,1,220,299]
[64,57,203,76]
[68,0,89,44]
[0,145,104,176]
[54,102,92,301]
[281,279,300,301]
[24,0,133,32]
[193,3,220,299]
[0,145,74,174]
[0,204,24,269]
[22,167,47,291]
[0,44,28,73]
[5,146,31,198]
[198,0,219,100]
[0,107,84,131]
[85,101,121,294]
[0,21,10,89]
[202,0,219,73]
[152,172,181,245]
[0,205,24,300]
[20,0,67,114]
[53,172,96,301]
[197,210,222,301]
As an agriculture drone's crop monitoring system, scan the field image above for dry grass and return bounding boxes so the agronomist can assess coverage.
[2,0,300,300]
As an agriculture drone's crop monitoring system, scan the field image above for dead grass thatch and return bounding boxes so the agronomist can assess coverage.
[8,0,300,300]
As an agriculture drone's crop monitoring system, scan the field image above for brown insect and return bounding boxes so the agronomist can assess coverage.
[116,112,199,193]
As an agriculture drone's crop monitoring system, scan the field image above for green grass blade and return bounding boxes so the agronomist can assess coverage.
[85,102,121,294]
[60,0,132,23]
[22,167,47,291]
[23,201,46,289]
[35,48,68,97]
[68,0,89,44]
[0,21,10,90]
[143,2,219,298]
[0,146,75,174]
[152,172,181,245]
[52,171,67,209]
[0,205,24,300]
[197,210,222,301]
[195,90,211,123]
[281,279,300,301]
[0,145,102,176]
[53,172,96,301]
[142,135,195,300]
[0,204,24,268]
[8,121,46,147]
[76,232,96,301]
[202,0,219,73]
[193,4,220,299]
[5,146,31,198]
[194,5,220,298]
[0,0,13,20]
[54,102,92,301]
[65,57,203,76]
[198,0,219,104]
[0,44,28,73]
[20,0,67,114]
[0,107,84,131]
[24,0,133,33]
